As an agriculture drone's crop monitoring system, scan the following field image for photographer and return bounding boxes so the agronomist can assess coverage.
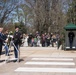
[13,26,22,62]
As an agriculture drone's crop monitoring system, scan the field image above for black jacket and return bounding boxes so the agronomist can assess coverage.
[13,31,22,45]
[0,33,5,45]
[68,32,75,42]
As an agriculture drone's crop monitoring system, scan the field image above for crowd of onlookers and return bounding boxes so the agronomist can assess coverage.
[22,31,61,48]
[0,26,64,62]
[1,29,62,48]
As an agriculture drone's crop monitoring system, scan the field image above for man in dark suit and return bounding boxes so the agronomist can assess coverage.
[68,31,75,49]
[13,26,22,62]
[0,27,4,58]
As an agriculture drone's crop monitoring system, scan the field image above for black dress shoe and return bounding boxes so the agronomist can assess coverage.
[13,60,17,62]
[0,60,4,62]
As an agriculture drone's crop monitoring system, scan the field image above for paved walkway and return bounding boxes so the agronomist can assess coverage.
[0,47,76,75]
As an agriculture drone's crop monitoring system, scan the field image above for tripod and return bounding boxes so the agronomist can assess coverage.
[3,41,20,62]
[11,41,20,62]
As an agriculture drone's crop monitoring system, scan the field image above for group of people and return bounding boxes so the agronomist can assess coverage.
[22,32,61,48]
[0,26,22,62]
[0,25,75,63]
[0,26,65,62]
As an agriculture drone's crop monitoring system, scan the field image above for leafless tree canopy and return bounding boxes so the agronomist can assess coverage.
[0,0,75,34]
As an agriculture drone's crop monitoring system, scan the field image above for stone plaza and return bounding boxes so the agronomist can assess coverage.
[0,47,76,75]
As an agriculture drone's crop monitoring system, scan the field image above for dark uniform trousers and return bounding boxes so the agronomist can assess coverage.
[0,43,2,55]
[0,33,4,56]
[68,32,75,49]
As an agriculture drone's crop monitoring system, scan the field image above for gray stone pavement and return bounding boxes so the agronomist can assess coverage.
[0,47,76,75]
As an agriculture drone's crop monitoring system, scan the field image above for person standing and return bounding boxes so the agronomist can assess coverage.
[28,33,33,46]
[13,26,22,62]
[46,33,51,47]
[23,34,28,47]
[68,31,75,49]
[0,27,4,58]
[41,34,46,47]
[3,30,9,56]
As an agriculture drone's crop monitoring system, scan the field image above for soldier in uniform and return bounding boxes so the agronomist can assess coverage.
[68,31,75,49]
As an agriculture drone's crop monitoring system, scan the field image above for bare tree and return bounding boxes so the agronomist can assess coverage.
[0,0,71,34]
[0,0,20,26]
[19,0,71,34]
